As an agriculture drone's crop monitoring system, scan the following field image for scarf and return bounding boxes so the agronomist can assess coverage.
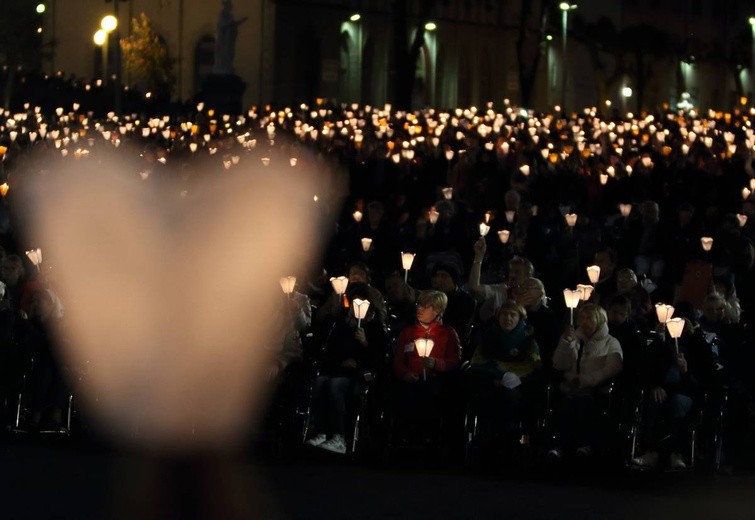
[479,320,530,362]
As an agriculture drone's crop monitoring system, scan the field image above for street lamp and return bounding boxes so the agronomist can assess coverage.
[621,86,633,115]
[560,2,578,110]
[95,15,118,82]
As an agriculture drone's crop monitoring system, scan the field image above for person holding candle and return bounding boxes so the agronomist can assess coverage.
[613,268,653,327]
[549,303,623,459]
[592,248,619,305]
[305,283,387,454]
[315,262,387,328]
[429,262,476,350]
[631,317,716,470]
[391,290,461,443]
[21,287,68,431]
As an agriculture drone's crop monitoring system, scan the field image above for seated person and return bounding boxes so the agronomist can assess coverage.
[514,277,559,376]
[468,237,535,324]
[631,318,714,470]
[305,283,388,454]
[711,277,742,325]
[613,268,652,328]
[21,288,68,430]
[466,301,541,443]
[315,262,387,328]
[592,248,619,306]
[606,295,646,391]
[258,288,312,448]
[391,290,461,441]
[429,262,476,346]
[267,288,311,381]
[382,270,417,336]
[549,303,623,458]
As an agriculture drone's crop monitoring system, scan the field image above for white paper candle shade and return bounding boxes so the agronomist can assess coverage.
[445,150,454,161]
[563,289,582,309]
[505,210,515,223]
[428,209,439,225]
[352,298,371,322]
[330,276,349,296]
[576,284,594,301]
[619,204,632,217]
[563,288,583,325]
[565,213,578,227]
[666,317,685,339]
[361,237,373,252]
[415,337,435,380]
[414,338,435,358]
[353,210,363,223]
[26,248,43,268]
[586,265,601,284]
[498,230,510,244]
[700,237,713,252]
[479,222,490,237]
[279,276,296,296]
[736,214,748,228]
[655,303,675,323]
[401,252,415,271]
[401,252,416,282]
[442,187,453,200]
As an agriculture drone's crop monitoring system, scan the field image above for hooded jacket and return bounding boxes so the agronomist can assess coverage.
[552,322,623,391]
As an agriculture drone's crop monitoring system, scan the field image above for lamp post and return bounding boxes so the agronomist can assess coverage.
[621,86,633,116]
[93,29,107,81]
[348,13,362,103]
[95,15,118,83]
[750,17,755,96]
[559,3,578,109]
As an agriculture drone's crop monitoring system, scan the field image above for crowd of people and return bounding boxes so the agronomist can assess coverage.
[1,70,755,475]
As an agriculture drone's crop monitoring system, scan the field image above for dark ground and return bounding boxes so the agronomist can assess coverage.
[0,439,752,520]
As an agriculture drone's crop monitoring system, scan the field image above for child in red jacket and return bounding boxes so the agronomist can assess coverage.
[392,290,461,442]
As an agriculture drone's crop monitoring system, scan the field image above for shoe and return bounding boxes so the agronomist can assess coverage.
[670,452,687,470]
[318,435,347,454]
[631,451,659,469]
[304,433,327,447]
[546,448,562,459]
[575,445,594,457]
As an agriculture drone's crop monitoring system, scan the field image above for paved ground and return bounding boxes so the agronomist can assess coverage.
[1,440,753,519]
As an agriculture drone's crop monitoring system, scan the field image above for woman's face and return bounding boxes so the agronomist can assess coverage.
[416,302,440,325]
[578,310,599,337]
[498,309,520,332]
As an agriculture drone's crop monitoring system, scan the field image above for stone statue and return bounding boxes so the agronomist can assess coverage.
[213,0,248,75]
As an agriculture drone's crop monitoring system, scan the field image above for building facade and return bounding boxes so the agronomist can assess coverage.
[40,0,755,111]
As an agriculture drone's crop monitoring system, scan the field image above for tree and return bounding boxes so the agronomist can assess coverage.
[120,13,176,99]
[391,0,437,110]
[0,0,46,106]
[571,15,624,108]
[516,0,548,107]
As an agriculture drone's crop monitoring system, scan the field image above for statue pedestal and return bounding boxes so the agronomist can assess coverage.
[199,74,247,114]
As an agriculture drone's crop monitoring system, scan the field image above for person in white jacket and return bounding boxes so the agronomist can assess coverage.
[548,303,623,459]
